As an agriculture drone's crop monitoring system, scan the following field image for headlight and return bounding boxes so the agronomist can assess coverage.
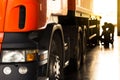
[1,50,38,63]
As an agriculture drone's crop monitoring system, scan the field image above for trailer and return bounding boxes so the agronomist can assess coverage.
[0,0,100,80]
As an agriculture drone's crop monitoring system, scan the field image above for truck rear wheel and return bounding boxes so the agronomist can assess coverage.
[75,32,82,71]
[48,32,64,80]
[81,29,87,65]
[69,31,82,71]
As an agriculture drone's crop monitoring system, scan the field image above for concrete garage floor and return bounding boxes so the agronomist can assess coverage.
[65,27,120,80]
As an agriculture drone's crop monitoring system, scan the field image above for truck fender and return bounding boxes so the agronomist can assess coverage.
[38,23,64,50]
[37,23,65,64]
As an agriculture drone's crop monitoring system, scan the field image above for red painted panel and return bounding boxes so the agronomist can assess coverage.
[4,0,42,32]
[38,0,47,28]
[68,0,75,11]
[0,33,4,50]
[0,0,8,32]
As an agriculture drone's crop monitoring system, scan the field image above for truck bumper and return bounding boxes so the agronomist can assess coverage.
[0,62,37,80]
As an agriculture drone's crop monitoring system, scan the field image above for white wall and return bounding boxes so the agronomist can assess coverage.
[93,0,117,25]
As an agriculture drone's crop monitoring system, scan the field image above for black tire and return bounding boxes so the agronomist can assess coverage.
[81,29,87,65]
[69,31,82,71]
[48,32,64,80]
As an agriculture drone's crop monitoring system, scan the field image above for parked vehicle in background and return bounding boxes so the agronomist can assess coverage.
[100,22,114,46]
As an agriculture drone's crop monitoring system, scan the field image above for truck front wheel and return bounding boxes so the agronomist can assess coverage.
[48,32,64,80]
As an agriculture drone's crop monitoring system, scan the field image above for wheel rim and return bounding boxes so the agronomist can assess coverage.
[49,54,60,79]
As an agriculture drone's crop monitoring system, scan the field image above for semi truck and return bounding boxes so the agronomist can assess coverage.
[0,0,100,80]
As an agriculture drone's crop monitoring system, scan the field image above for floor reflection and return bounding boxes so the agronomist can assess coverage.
[65,27,120,80]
